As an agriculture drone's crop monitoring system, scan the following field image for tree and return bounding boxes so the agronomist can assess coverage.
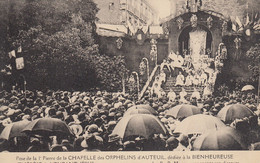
[0,0,128,91]
[246,42,260,82]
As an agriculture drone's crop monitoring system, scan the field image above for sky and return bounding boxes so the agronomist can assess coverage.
[149,0,171,18]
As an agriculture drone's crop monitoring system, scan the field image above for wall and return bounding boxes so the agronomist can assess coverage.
[94,0,121,24]
[94,0,159,26]
[98,36,168,74]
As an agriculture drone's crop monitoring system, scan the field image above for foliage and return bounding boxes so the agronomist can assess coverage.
[246,42,260,82]
[0,0,128,91]
[90,54,128,91]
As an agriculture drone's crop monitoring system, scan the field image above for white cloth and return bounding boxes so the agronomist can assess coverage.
[189,29,207,63]
[200,73,208,85]
[175,55,184,68]
[203,86,212,97]
[191,91,201,99]
[168,91,176,102]
[159,72,166,83]
[175,74,184,86]
[179,90,187,103]
[185,75,193,86]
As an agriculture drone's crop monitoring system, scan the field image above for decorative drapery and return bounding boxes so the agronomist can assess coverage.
[189,29,207,63]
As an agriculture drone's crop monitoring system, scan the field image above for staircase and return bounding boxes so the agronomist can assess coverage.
[162,76,205,99]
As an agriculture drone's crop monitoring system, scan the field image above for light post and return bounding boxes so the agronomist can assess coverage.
[131,71,139,97]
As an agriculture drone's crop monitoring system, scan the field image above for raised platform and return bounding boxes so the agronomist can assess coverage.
[162,77,205,99]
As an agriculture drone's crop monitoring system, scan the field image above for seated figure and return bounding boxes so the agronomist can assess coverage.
[175,72,184,86]
[168,88,176,102]
[191,88,201,100]
[185,72,193,86]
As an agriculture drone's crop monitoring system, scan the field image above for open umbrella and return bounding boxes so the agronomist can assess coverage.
[112,114,166,140]
[166,104,201,119]
[124,108,153,116]
[217,104,256,124]
[0,120,30,140]
[126,105,158,115]
[22,117,74,137]
[174,114,226,135]
[193,127,247,150]
[241,85,255,91]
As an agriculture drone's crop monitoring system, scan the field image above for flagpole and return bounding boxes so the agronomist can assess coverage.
[257,63,260,110]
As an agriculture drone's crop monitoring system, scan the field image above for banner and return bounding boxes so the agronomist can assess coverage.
[15,57,25,70]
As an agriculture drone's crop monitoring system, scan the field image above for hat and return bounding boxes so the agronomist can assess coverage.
[123,141,136,149]
[6,109,15,117]
[107,121,117,128]
[166,137,179,146]
[0,106,9,112]
[87,124,101,133]
[69,124,83,136]
[108,112,115,117]
[108,134,121,143]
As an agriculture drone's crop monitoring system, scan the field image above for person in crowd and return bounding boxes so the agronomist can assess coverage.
[0,78,259,153]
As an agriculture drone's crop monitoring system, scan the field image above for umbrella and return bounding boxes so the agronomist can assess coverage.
[22,117,74,136]
[112,114,166,140]
[166,104,201,119]
[126,104,158,115]
[193,127,247,150]
[217,104,255,124]
[124,108,153,116]
[174,114,226,135]
[0,120,30,140]
[241,85,255,91]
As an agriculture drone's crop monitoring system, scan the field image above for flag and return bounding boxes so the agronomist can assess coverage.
[232,22,237,32]
[15,57,24,70]
[235,16,243,31]
[17,46,22,53]
[8,50,16,58]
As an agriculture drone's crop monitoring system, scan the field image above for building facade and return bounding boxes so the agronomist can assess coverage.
[94,0,159,26]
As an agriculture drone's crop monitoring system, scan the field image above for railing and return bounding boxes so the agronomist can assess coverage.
[138,65,161,100]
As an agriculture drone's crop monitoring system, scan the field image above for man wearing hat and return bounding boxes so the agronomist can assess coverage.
[105,134,123,151]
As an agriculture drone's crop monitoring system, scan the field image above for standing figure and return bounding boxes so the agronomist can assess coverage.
[200,71,208,85]
[159,70,166,85]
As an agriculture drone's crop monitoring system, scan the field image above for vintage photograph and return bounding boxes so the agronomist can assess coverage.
[0,0,260,160]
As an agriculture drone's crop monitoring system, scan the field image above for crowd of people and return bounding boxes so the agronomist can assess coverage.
[0,84,260,152]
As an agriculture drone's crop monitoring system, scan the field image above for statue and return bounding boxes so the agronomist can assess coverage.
[190,14,198,28]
